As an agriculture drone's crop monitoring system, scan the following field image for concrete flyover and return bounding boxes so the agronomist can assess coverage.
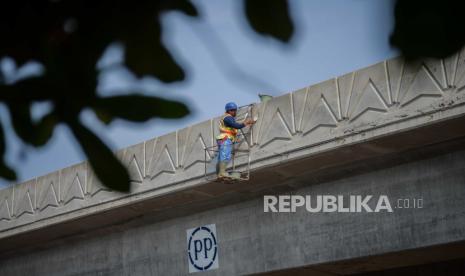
[1,47,465,275]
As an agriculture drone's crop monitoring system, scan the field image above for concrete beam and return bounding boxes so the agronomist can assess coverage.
[1,48,465,246]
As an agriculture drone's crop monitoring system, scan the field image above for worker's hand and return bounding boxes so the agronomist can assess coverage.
[244,118,256,126]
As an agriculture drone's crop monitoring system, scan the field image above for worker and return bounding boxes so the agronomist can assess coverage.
[216,102,255,178]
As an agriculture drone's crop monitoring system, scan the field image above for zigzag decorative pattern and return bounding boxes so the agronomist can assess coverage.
[146,133,177,181]
[37,172,59,212]
[13,180,35,218]
[2,50,465,233]
[0,188,12,222]
[179,120,214,170]
[296,80,339,134]
[60,164,86,205]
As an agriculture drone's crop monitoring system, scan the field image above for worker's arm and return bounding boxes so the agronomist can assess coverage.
[224,116,245,129]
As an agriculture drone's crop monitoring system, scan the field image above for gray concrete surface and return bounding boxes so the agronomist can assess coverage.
[0,146,464,275]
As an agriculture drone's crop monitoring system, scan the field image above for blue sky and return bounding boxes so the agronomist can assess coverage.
[0,0,397,187]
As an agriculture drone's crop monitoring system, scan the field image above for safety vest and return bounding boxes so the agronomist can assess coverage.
[216,113,239,141]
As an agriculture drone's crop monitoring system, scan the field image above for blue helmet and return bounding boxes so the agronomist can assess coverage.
[225,102,238,111]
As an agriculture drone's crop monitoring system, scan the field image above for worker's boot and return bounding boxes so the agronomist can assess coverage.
[228,171,241,180]
[217,162,230,178]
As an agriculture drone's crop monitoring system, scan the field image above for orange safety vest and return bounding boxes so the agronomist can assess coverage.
[216,113,239,141]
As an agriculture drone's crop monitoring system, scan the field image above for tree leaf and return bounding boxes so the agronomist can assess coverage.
[123,20,186,82]
[34,111,59,146]
[244,0,294,43]
[391,0,465,59]
[164,0,199,17]
[67,119,130,192]
[93,108,113,125]
[7,102,37,146]
[0,162,16,181]
[6,103,57,147]
[0,122,17,181]
[91,94,189,123]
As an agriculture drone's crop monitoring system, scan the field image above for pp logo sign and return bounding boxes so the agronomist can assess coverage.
[186,224,219,273]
